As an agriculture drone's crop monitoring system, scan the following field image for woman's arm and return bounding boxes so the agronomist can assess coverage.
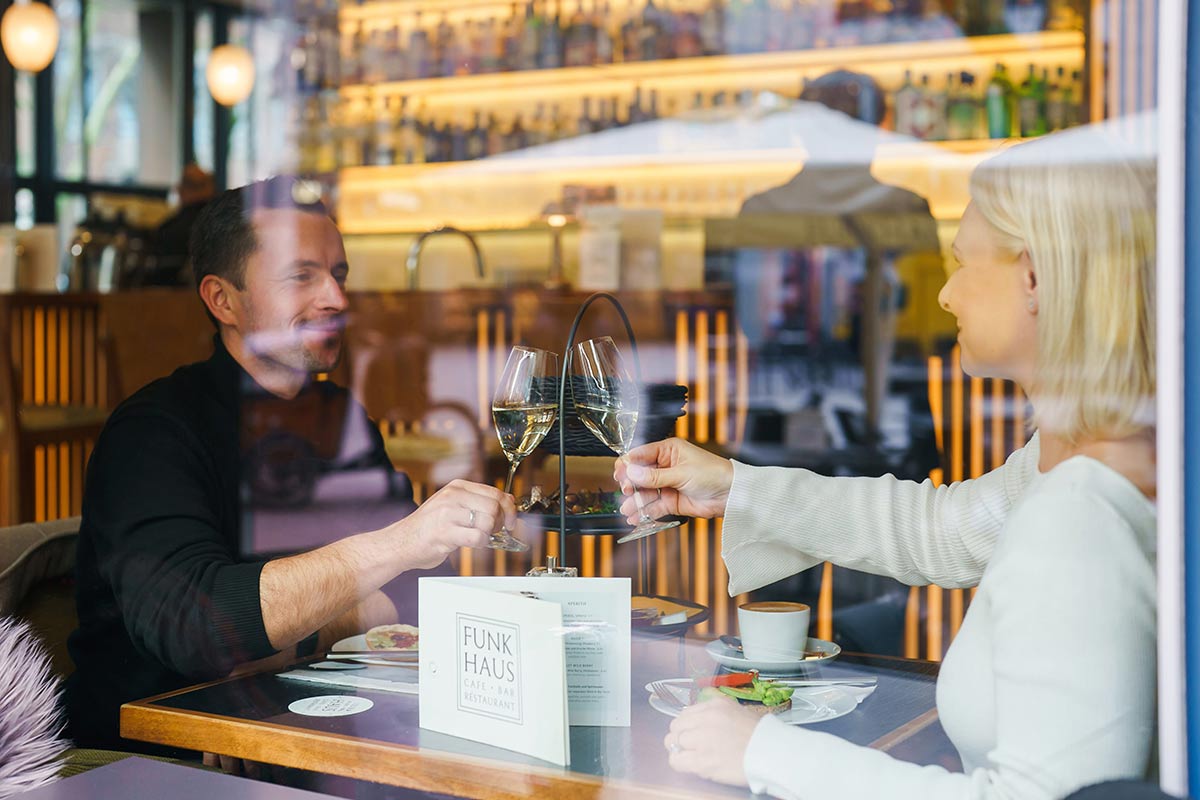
[721,433,1040,592]
[680,468,1156,800]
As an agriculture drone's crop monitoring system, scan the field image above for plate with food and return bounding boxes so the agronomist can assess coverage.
[518,486,685,534]
[329,624,419,666]
[645,675,859,725]
[704,637,840,674]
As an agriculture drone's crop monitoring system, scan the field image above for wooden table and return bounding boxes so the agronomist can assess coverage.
[122,635,958,800]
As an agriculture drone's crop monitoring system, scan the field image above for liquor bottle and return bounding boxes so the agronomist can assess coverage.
[466,111,488,160]
[434,14,456,77]
[627,86,644,125]
[503,3,524,70]
[596,98,612,132]
[1017,64,1047,136]
[639,0,665,62]
[564,0,594,66]
[338,99,365,168]
[646,88,661,121]
[540,0,564,69]
[341,23,363,85]
[1069,69,1085,126]
[578,96,595,134]
[486,112,507,155]
[1003,0,1045,34]
[372,95,397,166]
[946,71,980,140]
[399,100,424,164]
[893,69,919,137]
[927,74,949,140]
[1045,65,1066,131]
[449,116,468,162]
[479,17,502,73]
[422,115,442,163]
[529,103,550,146]
[315,96,339,171]
[505,114,528,151]
[985,62,1014,138]
[408,13,432,79]
[550,105,571,140]
[595,1,615,63]
[672,1,704,59]
[700,0,725,55]
[460,20,482,76]
[519,0,544,70]
[609,94,624,127]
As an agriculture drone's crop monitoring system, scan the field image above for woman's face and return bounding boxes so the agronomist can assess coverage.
[938,202,1038,386]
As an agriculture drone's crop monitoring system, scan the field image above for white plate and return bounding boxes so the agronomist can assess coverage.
[645,680,858,725]
[704,637,840,674]
[330,634,419,667]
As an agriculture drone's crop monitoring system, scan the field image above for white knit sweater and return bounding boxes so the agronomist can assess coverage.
[721,433,1158,800]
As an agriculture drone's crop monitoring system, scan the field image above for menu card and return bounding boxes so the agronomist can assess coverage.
[418,576,631,766]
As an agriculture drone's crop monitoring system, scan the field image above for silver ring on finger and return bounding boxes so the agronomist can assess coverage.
[668,742,681,754]
[468,509,476,528]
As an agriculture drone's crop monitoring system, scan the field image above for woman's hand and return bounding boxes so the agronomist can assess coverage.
[614,438,734,523]
[663,695,761,787]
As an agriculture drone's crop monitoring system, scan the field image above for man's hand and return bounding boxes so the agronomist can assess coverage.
[662,695,761,787]
[614,438,734,523]
[392,479,517,570]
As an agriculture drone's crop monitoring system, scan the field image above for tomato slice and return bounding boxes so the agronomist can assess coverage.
[695,671,757,688]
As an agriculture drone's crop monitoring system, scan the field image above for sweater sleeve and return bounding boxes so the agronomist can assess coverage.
[721,434,1040,593]
[83,411,278,679]
[740,466,1157,800]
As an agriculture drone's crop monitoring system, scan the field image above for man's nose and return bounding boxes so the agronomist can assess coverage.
[319,273,349,312]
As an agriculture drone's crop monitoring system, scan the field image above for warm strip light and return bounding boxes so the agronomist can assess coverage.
[927,356,944,454]
[970,377,984,478]
[674,310,689,439]
[817,562,834,642]
[1106,0,1119,118]
[34,446,44,522]
[81,312,93,406]
[494,547,507,576]
[950,589,963,638]
[656,533,668,595]
[600,536,613,577]
[695,519,709,628]
[33,308,44,404]
[1014,384,1026,446]
[734,328,749,445]
[58,442,68,520]
[582,535,595,577]
[926,585,943,661]
[695,311,709,444]
[459,546,473,576]
[680,520,691,598]
[714,518,728,635]
[342,0,714,27]
[950,347,964,483]
[715,311,729,445]
[991,379,1005,469]
[1089,0,1104,121]
[905,586,920,659]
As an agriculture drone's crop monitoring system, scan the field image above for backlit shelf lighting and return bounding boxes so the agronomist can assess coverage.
[339,31,1085,114]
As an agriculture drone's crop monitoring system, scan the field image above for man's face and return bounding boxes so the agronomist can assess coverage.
[233,208,350,374]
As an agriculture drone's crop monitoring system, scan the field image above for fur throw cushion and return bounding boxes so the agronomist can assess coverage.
[0,617,66,797]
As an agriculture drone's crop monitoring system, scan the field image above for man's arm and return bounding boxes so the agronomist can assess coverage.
[257,479,517,651]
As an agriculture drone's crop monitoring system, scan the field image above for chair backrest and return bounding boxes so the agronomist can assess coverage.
[0,517,80,679]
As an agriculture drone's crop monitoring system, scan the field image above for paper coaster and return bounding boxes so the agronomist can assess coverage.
[287,695,374,717]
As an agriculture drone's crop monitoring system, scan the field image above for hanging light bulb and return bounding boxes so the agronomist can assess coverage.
[206,44,255,107]
[0,1,60,73]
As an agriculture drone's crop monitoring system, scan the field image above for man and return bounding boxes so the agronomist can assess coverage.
[63,176,514,752]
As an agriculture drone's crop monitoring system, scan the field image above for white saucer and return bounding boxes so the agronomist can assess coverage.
[646,681,858,725]
[331,634,419,667]
[704,637,840,674]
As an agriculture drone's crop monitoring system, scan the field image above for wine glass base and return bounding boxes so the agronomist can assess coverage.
[486,532,530,552]
[616,518,682,544]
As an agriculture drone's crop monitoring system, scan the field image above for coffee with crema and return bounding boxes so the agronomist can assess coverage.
[740,601,809,613]
[737,600,811,662]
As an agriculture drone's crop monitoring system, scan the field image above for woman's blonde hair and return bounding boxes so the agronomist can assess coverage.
[969,139,1156,443]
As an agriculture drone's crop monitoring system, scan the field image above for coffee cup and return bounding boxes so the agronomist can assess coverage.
[737,601,811,662]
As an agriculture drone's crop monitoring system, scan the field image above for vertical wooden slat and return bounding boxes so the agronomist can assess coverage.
[927,585,943,661]
[674,311,689,439]
[817,562,834,642]
[72,308,84,405]
[83,309,96,407]
[581,535,595,578]
[58,309,69,405]
[655,533,668,595]
[71,441,84,516]
[476,309,489,429]
[459,546,474,577]
[950,347,964,484]
[58,442,69,519]
[33,308,45,405]
[969,377,984,479]
[22,308,33,403]
[34,445,45,522]
[991,379,1006,469]
[905,586,920,659]
[600,535,613,578]
[1014,384,1027,446]
[715,312,729,445]
[694,312,709,444]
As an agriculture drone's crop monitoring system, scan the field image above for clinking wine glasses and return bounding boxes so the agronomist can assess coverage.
[490,346,559,552]
[572,336,681,543]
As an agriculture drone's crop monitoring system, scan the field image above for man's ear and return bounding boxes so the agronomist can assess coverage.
[198,274,239,328]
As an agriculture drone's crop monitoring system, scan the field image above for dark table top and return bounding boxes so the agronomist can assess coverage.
[122,634,958,800]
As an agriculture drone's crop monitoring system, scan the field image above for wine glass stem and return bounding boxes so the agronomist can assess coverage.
[502,460,520,495]
[620,454,655,524]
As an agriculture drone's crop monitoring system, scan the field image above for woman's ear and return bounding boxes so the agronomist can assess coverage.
[199,274,239,328]
[1019,250,1038,313]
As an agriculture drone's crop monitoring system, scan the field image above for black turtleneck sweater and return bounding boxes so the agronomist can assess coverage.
[64,338,413,752]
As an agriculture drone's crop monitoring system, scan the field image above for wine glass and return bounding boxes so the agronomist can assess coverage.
[490,346,559,552]
[572,336,681,543]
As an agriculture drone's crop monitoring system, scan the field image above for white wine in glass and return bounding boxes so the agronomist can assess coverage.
[490,346,560,552]
[573,336,681,543]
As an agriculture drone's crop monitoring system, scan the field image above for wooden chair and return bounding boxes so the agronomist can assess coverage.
[0,296,118,525]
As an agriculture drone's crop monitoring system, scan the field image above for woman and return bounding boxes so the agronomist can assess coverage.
[615,141,1157,800]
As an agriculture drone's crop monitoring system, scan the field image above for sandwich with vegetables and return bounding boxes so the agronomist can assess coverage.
[690,671,794,715]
